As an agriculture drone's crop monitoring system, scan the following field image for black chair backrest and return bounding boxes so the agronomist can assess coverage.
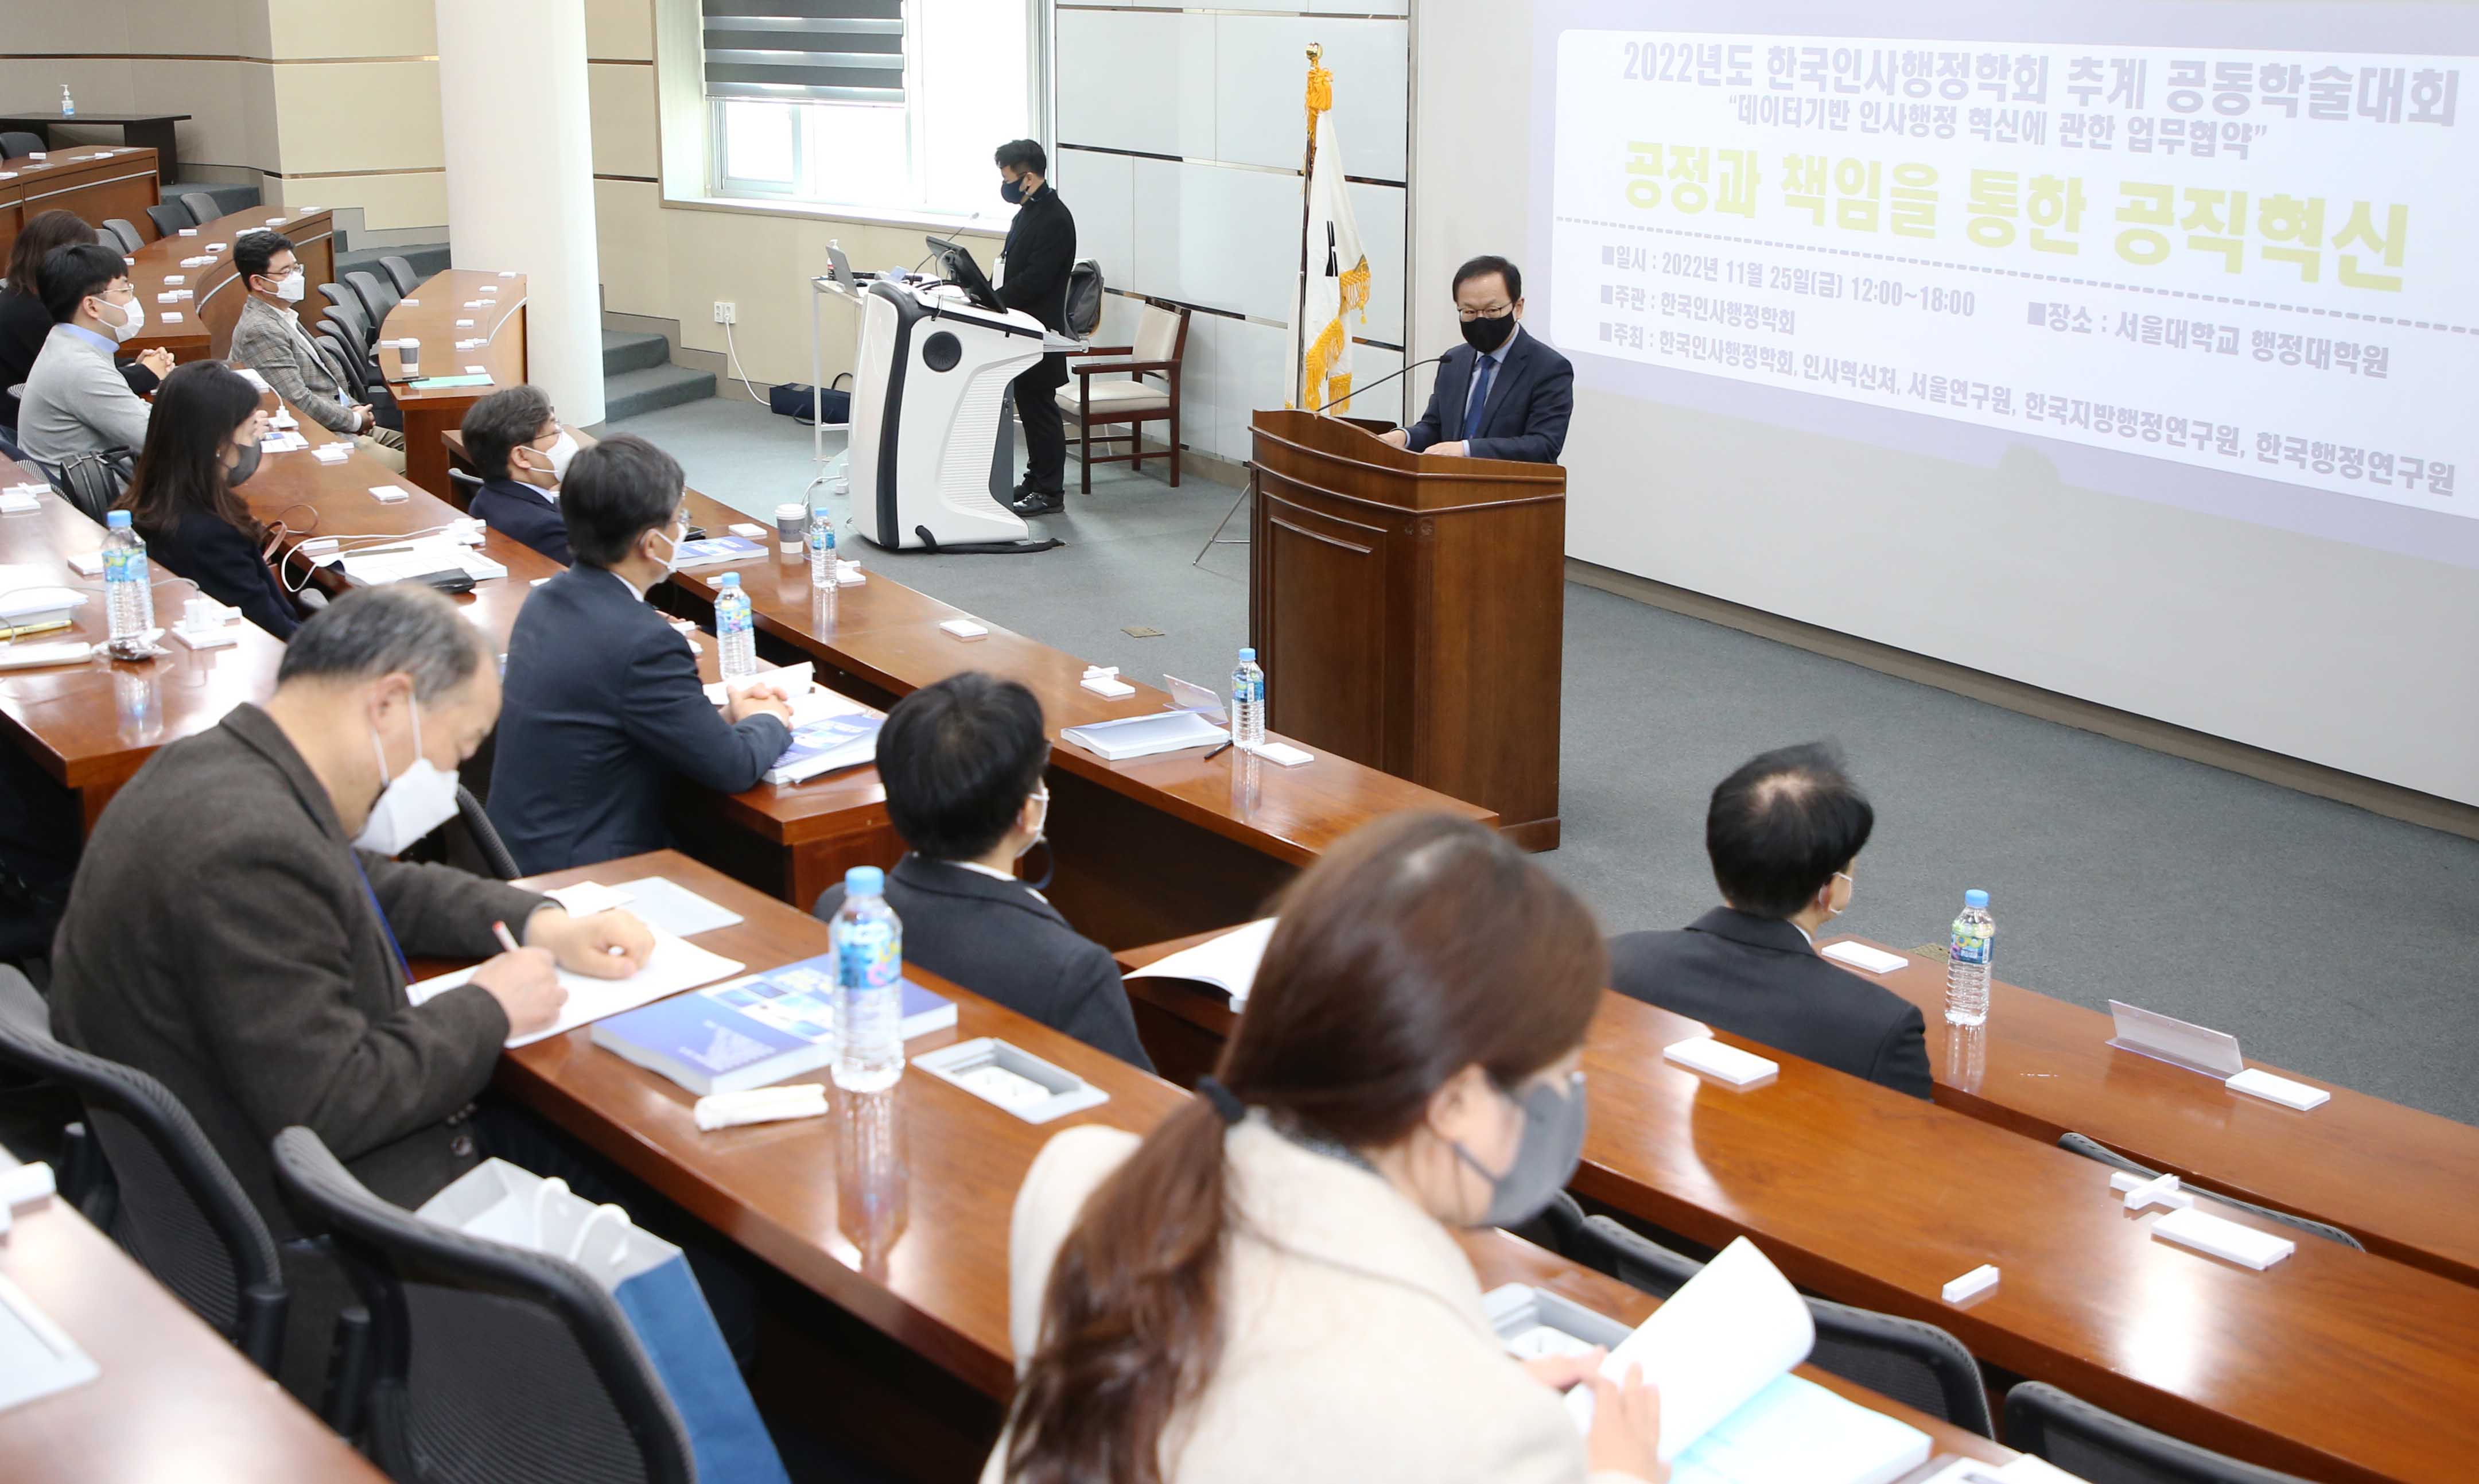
[2057,1133,2363,1250]
[56,448,133,525]
[180,193,227,231]
[1580,1213,1703,1298]
[346,270,399,334]
[313,330,370,399]
[0,968,288,1374]
[0,130,42,159]
[380,255,423,297]
[1808,1295,1992,1437]
[94,227,117,248]
[2006,1381,2313,1483]
[146,201,194,239]
[102,219,145,254]
[454,784,520,880]
[322,301,373,354]
[271,1126,696,1484]
[318,281,356,315]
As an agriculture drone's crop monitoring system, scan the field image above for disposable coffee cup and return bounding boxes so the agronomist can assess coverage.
[775,502,807,553]
[398,339,421,376]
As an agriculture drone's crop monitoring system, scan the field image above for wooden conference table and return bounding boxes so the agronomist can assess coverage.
[0,111,190,182]
[447,852,2014,1471]
[378,270,529,502]
[1827,934,2479,1291]
[1115,930,2479,1484]
[0,144,161,262]
[0,1167,387,1482]
[121,201,337,364]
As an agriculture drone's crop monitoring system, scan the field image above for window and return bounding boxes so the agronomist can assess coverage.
[703,0,1038,220]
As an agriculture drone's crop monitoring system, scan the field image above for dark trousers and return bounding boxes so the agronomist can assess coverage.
[1013,353,1068,494]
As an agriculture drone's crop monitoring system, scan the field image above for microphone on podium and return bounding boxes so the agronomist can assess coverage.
[1311,354,1448,416]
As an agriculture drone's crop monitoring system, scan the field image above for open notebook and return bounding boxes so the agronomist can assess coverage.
[1571,1237,1930,1484]
[409,930,745,1049]
[1122,919,1276,1005]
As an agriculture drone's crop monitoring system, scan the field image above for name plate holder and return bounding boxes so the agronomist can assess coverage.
[2105,999,2245,1078]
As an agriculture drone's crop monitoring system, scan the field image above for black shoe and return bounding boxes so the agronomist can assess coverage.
[1009,491,1064,516]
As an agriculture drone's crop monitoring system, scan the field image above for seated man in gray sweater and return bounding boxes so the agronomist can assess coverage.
[15,243,154,466]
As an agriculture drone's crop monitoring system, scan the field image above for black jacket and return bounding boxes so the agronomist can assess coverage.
[0,286,157,434]
[139,504,301,639]
[813,854,1153,1073]
[468,476,572,566]
[1608,906,1932,1099]
[488,564,790,874]
[1405,325,1574,464]
[999,183,1075,392]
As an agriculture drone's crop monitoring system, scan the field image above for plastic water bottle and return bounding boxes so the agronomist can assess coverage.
[715,572,757,680]
[60,85,75,119]
[807,504,837,589]
[831,866,904,1091]
[102,510,154,658]
[1944,889,1995,1027]
[1231,646,1266,749]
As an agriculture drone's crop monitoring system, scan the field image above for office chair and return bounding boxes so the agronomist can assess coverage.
[101,218,145,254]
[146,201,195,239]
[0,968,289,1377]
[312,330,374,402]
[271,1126,697,1484]
[380,255,423,298]
[453,784,521,880]
[2004,1381,2314,1483]
[1582,1215,1993,1436]
[322,300,375,356]
[345,270,401,335]
[2056,1133,2363,1249]
[94,227,118,248]
[180,193,227,232]
[0,131,44,160]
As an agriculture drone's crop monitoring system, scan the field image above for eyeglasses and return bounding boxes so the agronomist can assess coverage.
[1455,305,1513,322]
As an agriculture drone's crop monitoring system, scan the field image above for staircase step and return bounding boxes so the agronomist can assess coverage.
[602,363,715,422]
[163,180,261,218]
[601,329,671,377]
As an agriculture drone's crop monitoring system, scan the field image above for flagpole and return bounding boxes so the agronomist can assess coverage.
[1292,42,1323,409]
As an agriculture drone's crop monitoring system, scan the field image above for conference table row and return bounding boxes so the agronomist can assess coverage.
[0,143,162,263]
[1116,927,2479,1484]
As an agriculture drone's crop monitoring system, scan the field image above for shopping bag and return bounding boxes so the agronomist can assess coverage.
[419,1159,791,1484]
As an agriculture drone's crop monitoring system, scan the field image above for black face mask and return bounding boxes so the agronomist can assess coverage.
[227,439,262,488]
[1461,311,1516,354]
[1000,177,1026,205]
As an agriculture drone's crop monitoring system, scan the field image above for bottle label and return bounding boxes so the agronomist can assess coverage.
[1950,925,1992,967]
[836,919,900,992]
[720,603,750,636]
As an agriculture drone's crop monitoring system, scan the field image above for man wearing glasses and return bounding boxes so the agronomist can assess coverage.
[1380,254,1573,464]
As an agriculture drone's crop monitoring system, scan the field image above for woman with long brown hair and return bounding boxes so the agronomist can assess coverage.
[0,208,172,437]
[116,360,298,638]
[986,811,1665,1484]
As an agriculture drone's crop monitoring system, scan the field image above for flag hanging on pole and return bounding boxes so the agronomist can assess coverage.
[1293,61,1369,413]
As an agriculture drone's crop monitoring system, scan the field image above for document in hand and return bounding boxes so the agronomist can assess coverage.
[1572,1237,1929,1484]
[1058,709,1227,761]
[1122,918,1276,1005]
[407,929,745,1049]
[763,713,884,785]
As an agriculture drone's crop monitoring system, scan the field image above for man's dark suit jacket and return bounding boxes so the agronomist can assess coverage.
[1608,906,1932,1098]
[0,286,157,434]
[489,564,791,874]
[998,183,1075,393]
[48,703,543,1230]
[813,854,1153,1073]
[138,506,300,639]
[1404,326,1574,464]
[468,476,572,566]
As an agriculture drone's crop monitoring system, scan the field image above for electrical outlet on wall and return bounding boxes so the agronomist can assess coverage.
[712,301,736,324]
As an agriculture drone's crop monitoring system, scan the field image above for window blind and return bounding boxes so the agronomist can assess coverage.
[701,0,906,105]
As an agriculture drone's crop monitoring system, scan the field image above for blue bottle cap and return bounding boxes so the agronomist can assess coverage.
[106,509,131,528]
[717,572,741,587]
[812,505,831,518]
[845,865,884,896]
[1238,646,1256,661]
[1964,889,1990,909]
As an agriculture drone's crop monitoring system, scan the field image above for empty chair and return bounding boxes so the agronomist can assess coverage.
[380,255,423,297]
[1579,1213,1703,1297]
[146,201,195,239]
[180,192,227,231]
[271,1126,696,1484]
[100,218,145,254]
[345,270,401,335]
[2057,1133,2363,1249]
[0,968,288,1376]
[93,227,117,247]
[0,130,42,160]
[2005,1381,2313,1483]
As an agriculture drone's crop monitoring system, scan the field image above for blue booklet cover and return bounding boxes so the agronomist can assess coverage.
[764,713,884,784]
[593,954,956,1095]
[677,535,766,567]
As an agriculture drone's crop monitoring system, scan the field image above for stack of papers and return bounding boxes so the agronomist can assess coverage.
[702,662,875,729]
[335,540,507,586]
[1059,709,1227,761]
[0,585,86,627]
[673,535,766,568]
[409,929,745,1048]
[1124,919,1276,1005]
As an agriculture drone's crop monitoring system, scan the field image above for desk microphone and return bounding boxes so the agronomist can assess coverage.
[1311,353,1447,416]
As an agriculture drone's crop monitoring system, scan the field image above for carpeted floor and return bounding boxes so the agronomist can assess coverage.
[608,397,2479,1126]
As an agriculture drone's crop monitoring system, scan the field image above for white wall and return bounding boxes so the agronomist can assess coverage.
[1413,0,2479,806]
[1050,1,1411,462]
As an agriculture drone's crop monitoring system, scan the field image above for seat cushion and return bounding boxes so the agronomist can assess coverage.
[1059,380,1169,414]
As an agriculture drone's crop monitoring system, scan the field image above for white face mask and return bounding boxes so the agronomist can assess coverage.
[1016,786,1050,858]
[93,292,144,343]
[648,521,687,576]
[526,428,578,487]
[1823,869,1855,919]
[268,268,306,303]
[352,698,464,856]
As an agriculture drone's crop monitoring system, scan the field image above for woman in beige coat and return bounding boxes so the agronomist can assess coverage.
[983,812,1665,1484]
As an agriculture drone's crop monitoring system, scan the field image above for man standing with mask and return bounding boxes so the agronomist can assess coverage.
[227,230,407,471]
[1381,254,1573,464]
[488,433,793,873]
[992,138,1077,516]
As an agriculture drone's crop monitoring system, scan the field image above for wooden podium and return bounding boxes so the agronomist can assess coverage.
[1248,409,1565,850]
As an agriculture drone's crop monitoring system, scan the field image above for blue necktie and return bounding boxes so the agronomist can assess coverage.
[1463,353,1498,438]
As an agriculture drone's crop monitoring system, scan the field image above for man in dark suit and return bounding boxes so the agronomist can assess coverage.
[460,384,577,565]
[993,138,1077,516]
[1384,254,1574,464]
[1608,743,1932,1098]
[812,671,1153,1071]
[488,434,793,873]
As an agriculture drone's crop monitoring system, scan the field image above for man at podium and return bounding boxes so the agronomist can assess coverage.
[1381,255,1572,464]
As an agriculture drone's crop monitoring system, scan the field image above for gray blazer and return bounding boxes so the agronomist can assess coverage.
[15,323,153,464]
[48,704,547,1230]
[230,292,360,435]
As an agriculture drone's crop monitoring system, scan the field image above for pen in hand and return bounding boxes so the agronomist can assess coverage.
[491,919,522,955]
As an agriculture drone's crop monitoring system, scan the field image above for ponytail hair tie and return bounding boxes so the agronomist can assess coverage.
[1196,1076,1246,1125]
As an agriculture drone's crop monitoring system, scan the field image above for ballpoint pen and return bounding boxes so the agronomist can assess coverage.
[1204,740,1234,762]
